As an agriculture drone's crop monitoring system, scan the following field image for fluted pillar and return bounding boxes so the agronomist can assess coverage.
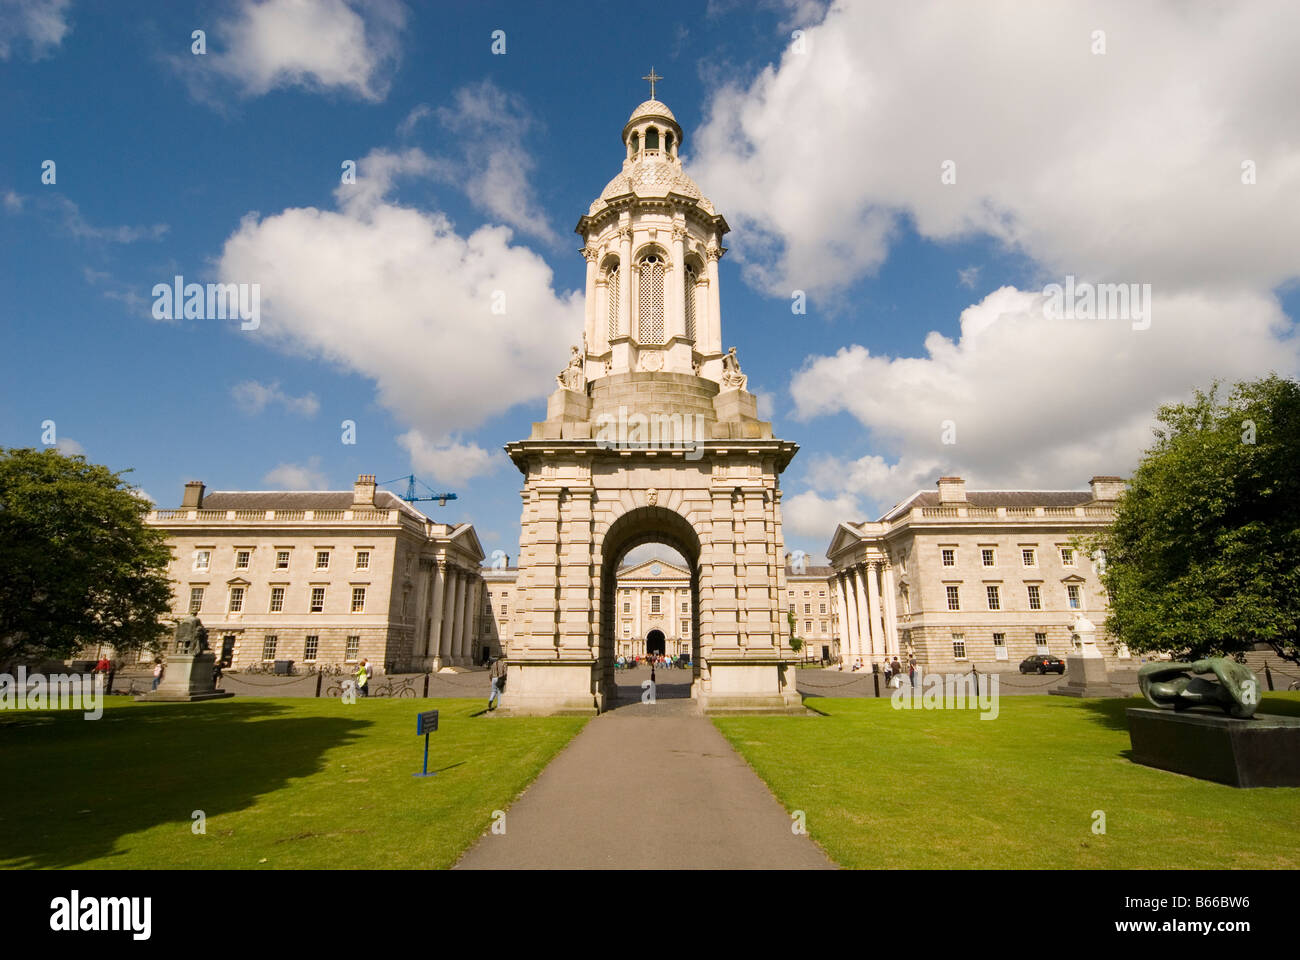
[440,566,459,663]
[834,573,852,668]
[460,576,478,665]
[853,565,872,666]
[844,570,861,663]
[866,561,885,661]
[881,563,900,656]
[429,561,447,668]
[413,560,431,658]
[451,571,468,665]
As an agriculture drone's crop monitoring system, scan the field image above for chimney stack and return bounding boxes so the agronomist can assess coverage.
[937,476,967,503]
[182,481,205,509]
[353,474,377,507]
[1089,476,1125,501]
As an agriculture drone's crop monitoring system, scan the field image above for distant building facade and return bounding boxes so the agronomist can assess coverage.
[785,560,840,663]
[143,475,488,673]
[827,476,1127,671]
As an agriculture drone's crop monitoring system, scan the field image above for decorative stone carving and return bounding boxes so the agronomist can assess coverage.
[639,350,664,372]
[646,487,658,506]
[556,344,586,391]
[720,346,747,390]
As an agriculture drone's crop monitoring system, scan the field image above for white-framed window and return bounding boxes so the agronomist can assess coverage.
[1060,547,1075,566]
[315,550,330,570]
[1067,584,1082,609]
[1035,632,1049,654]
[356,550,370,570]
[310,587,326,613]
[986,585,1000,610]
[275,550,290,569]
[304,635,318,661]
[650,594,661,614]
[352,587,366,613]
[982,548,996,567]
[820,620,828,634]
[622,621,631,637]
[681,620,690,637]
[623,601,631,614]
[188,586,205,614]
[941,548,955,566]
[345,635,360,662]
[1022,547,1036,567]
[269,587,285,613]
[804,620,813,633]
[681,600,688,613]
[992,632,1006,648]
[228,586,245,613]
[262,635,277,661]
[235,549,251,569]
[952,634,966,659]
[819,603,827,614]
[946,585,961,610]
[788,590,794,597]
[818,590,826,597]
[1027,584,1042,610]
[789,603,796,613]
[803,603,811,614]
[194,549,211,571]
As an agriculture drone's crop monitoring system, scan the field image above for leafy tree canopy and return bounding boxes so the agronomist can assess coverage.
[0,448,173,666]
[1092,375,1300,663]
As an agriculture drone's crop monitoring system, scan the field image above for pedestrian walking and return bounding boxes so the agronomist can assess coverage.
[488,656,507,710]
[356,659,371,698]
[151,659,164,691]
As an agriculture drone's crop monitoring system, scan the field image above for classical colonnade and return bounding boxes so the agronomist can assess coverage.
[411,559,482,667]
[833,560,900,666]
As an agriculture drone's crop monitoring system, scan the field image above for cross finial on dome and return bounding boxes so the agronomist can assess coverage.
[642,66,662,100]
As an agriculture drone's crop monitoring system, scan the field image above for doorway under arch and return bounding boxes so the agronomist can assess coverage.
[646,629,666,656]
[598,505,702,706]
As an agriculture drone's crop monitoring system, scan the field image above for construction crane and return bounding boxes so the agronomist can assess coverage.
[380,474,458,507]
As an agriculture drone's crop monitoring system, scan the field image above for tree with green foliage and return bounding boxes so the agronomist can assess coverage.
[787,609,804,654]
[1087,375,1300,664]
[0,448,174,666]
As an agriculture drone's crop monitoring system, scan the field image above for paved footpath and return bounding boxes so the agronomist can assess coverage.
[455,671,834,870]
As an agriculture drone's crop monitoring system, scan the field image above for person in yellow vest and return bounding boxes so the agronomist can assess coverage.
[356,659,371,698]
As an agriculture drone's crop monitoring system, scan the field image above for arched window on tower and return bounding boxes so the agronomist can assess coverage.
[684,264,698,342]
[629,132,639,157]
[645,127,660,151]
[606,263,620,340]
[665,131,675,156]
[637,254,665,344]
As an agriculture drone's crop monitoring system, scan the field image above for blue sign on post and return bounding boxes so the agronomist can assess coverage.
[414,709,439,778]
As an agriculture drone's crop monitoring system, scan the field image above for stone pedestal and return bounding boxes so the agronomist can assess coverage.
[1127,707,1300,787]
[497,660,603,716]
[699,659,804,714]
[1050,654,1126,697]
[135,653,233,702]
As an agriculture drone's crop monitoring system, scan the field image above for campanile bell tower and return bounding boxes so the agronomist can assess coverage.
[501,76,802,716]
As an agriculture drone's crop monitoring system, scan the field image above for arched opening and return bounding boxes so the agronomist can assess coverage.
[629,131,639,157]
[598,507,702,707]
[665,131,675,156]
[646,629,666,656]
[645,126,660,151]
[636,252,666,344]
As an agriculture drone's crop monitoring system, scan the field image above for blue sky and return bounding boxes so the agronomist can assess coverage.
[3,0,1298,565]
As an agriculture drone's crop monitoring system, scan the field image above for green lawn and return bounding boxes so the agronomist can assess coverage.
[0,697,586,869]
[713,693,1300,869]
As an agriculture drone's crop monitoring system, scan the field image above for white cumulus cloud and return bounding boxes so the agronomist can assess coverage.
[263,457,329,489]
[0,0,71,60]
[231,379,320,417]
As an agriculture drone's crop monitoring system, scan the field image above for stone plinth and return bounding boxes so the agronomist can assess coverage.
[1127,707,1300,787]
[700,659,805,714]
[134,653,233,702]
[496,660,602,716]
[1050,654,1126,698]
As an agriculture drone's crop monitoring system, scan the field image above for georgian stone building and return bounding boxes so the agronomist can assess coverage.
[144,475,488,672]
[785,561,840,663]
[827,476,1127,671]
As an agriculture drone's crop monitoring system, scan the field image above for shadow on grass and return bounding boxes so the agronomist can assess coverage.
[1072,690,1300,740]
[0,699,370,869]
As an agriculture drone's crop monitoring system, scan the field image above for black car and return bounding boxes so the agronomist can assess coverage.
[1019,654,1066,675]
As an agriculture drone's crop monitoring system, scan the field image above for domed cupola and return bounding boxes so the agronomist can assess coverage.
[573,71,733,387]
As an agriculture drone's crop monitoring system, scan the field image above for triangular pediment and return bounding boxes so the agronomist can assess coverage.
[616,558,691,581]
[825,522,864,562]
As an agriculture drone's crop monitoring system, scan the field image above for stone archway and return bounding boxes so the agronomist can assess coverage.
[646,630,666,656]
[597,505,701,704]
